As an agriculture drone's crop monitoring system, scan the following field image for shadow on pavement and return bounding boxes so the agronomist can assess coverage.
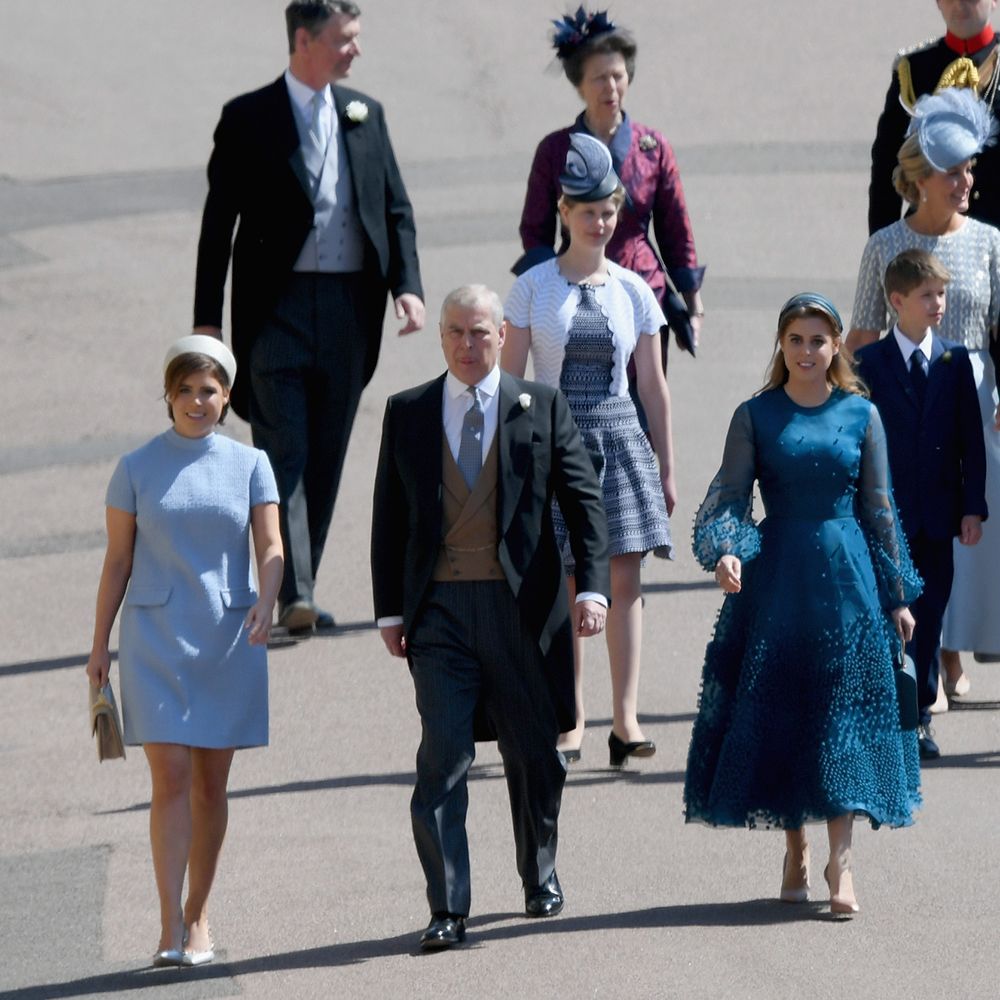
[98,759,682,814]
[920,750,1000,769]
[0,899,839,998]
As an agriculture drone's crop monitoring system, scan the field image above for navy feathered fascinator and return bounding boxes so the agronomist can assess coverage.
[551,6,616,60]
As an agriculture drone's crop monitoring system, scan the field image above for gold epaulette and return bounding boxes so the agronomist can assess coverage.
[893,36,939,109]
[897,56,917,109]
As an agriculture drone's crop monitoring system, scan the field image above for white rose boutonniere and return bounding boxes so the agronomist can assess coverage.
[345,100,368,124]
[518,393,532,411]
[638,134,657,152]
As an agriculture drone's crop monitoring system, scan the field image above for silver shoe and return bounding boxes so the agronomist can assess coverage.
[152,948,185,967]
[182,947,215,967]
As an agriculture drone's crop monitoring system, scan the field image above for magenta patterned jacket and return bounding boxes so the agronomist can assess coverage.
[517,113,705,300]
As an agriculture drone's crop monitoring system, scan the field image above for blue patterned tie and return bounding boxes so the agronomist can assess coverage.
[457,386,484,490]
[909,350,928,407]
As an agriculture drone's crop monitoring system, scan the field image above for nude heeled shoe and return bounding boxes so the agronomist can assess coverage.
[779,850,810,903]
[823,863,860,917]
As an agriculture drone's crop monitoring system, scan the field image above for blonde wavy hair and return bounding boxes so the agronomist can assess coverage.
[760,299,867,397]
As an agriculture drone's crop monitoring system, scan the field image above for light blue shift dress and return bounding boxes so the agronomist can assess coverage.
[106,428,279,748]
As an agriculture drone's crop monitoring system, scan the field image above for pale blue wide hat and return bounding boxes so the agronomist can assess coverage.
[559,132,620,201]
[906,86,999,172]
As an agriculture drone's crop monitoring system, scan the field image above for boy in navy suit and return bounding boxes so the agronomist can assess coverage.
[855,249,987,760]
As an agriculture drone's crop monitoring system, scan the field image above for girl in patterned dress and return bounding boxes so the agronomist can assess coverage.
[504,134,673,767]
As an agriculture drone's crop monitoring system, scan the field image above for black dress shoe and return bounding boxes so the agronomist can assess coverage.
[918,723,940,760]
[419,913,466,950]
[524,870,564,918]
[608,731,656,767]
[314,607,336,630]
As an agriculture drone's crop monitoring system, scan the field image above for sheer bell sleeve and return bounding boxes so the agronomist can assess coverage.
[692,402,761,571]
[856,405,923,609]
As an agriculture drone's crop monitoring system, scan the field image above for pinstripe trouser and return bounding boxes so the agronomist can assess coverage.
[249,272,368,607]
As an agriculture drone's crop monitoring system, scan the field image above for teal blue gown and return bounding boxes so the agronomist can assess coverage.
[684,388,922,830]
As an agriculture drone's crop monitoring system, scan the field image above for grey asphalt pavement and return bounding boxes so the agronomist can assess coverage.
[1,3,998,998]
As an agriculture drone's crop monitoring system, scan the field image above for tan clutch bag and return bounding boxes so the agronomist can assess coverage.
[89,683,126,762]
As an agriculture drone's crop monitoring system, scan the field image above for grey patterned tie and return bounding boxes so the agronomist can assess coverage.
[457,386,484,490]
[310,91,329,153]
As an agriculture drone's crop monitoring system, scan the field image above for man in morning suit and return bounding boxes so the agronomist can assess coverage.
[869,0,1000,234]
[371,285,610,951]
[193,1,424,632]
[855,250,987,759]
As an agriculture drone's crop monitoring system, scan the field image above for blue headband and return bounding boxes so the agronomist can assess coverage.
[778,293,843,334]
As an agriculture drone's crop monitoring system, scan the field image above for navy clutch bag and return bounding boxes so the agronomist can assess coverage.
[895,641,919,731]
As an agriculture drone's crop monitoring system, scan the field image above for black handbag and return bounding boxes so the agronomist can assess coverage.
[895,639,919,731]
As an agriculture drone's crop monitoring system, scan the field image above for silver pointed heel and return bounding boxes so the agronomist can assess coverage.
[182,947,215,967]
[152,948,185,968]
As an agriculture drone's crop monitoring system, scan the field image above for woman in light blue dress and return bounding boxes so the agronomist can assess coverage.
[685,295,921,918]
[86,335,282,967]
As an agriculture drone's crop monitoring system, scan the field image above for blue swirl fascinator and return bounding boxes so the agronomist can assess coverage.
[905,86,999,171]
[559,133,620,201]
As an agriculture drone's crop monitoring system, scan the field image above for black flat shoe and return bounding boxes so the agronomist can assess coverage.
[560,747,582,764]
[608,731,656,767]
[524,870,564,918]
[419,914,466,951]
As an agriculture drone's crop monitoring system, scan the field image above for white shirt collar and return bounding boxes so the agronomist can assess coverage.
[892,325,933,363]
[284,68,332,117]
[445,364,502,400]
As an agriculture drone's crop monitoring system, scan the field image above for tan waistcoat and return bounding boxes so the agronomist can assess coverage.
[432,434,505,582]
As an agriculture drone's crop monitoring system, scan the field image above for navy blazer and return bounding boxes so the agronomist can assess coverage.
[855,333,987,541]
[193,77,422,417]
[371,371,610,736]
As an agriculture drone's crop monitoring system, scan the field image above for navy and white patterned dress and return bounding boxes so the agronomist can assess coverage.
[852,217,1000,652]
[505,258,671,564]
[106,429,279,748]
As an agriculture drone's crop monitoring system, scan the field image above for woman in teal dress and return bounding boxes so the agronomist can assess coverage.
[683,294,922,918]
[86,336,283,966]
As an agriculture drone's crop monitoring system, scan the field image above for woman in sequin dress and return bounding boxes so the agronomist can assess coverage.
[847,88,1000,697]
[684,295,922,917]
[504,133,673,768]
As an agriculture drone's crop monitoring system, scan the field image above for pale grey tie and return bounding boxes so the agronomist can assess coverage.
[310,91,329,154]
[457,387,484,490]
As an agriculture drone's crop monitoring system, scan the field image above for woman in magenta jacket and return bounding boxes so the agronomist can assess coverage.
[517,8,706,360]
